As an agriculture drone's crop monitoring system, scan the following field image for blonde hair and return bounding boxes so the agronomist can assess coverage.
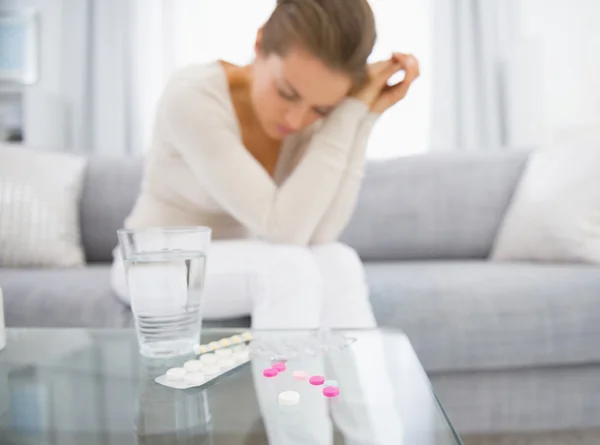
[260,0,377,85]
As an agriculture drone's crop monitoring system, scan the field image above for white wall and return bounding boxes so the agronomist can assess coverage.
[511,0,600,147]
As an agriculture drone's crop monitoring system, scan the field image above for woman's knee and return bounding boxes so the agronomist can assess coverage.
[312,242,366,278]
[251,244,322,303]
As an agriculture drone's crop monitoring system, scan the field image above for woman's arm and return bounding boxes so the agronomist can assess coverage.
[159,80,369,245]
[309,113,379,244]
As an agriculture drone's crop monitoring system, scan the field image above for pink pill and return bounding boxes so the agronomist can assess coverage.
[309,375,325,386]
[292,370,308,381]
[263,368,278,378]
[323,386,340,398]
[273,362,286,372]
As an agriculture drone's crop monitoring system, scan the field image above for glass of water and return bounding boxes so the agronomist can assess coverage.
[117,226,211,358]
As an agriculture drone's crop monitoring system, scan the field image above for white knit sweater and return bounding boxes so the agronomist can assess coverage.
[125,61,378,245]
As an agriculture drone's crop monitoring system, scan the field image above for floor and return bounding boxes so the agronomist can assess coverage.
[462,430,600,445]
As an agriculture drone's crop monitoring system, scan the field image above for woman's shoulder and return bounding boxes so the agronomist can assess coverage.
[159,61,233,116]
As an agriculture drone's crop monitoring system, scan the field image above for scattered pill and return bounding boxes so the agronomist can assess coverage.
[263,368,278,378]
[292,370,308,381]
[273,362,286,372]
[309,376,325,386]
[323,386,340,398]
[278,391,300,405]
[166,367,186,381]
[183,360,203,373]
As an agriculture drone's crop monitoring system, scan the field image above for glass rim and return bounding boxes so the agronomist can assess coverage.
[117,226,212,235]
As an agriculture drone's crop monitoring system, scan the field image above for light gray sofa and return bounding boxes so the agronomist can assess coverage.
[2,150,600,439]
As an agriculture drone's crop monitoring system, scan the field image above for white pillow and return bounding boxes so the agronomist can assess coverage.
[0,144,86,267]
[491,145,600,263]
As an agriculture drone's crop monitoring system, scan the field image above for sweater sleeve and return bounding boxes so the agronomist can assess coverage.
[159,79,369,245]
[310,112,379,244]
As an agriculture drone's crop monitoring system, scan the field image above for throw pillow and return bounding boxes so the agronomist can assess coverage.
[0,144,87,267]
[491,145,600,263]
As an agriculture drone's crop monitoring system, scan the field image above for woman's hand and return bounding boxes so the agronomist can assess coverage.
[351,53,420,114]
[371,53,420,114]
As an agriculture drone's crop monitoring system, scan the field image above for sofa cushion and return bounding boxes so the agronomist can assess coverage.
[366,261,600,372]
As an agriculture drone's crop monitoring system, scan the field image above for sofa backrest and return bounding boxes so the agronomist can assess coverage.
[340,151,528,260]
[80,157,143,262]
[80,151,528,263]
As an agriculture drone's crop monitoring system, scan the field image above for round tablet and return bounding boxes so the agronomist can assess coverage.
[323,386,340,398]
[263,368,278,378]
[309,375,325,386]
[234,351,250,363]
[183,360,203,373]
[230,335,243,344]
[208,341,220,351]
[219,338,231,347]
[219,357,235,369]
[323,379,338,387]
[166,367,186,381]
[241,332,253,341]
[273,362,286,372]
[200,353,218,365]
[292,370,308,381]
[202,365,221,376]
[184,372,205,386]
[215,348,233,358]
[278,391,300,405]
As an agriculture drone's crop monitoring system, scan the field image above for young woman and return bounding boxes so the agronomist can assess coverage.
[111,0,419,329]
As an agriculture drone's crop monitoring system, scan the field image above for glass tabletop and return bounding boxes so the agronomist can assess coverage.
[0,328,462,445]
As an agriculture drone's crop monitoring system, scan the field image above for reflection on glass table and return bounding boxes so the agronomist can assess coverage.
[0,328,462,445]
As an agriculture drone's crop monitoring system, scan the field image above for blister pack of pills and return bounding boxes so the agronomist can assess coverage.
[155,332,253,390]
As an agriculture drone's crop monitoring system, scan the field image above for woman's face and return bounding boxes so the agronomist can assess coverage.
[251,39,354,140]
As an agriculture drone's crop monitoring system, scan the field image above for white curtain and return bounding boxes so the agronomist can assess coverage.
[430,0,518,151]
[23,0,432,158]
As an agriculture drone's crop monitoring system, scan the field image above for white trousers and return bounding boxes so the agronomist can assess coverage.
[111,240,376,329]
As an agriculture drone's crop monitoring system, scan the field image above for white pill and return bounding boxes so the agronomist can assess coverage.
[215,348,233,358]
[200,353,218,365]
[208,341,220,351]
[219,357,235,369]
[230,335,243,344]
[184,372,205,386]
[278,391,300,405]
[232,344,246,353]
[241,332,253,341]
[194,344,209,355]
[166,367,186,381]
[219,338,231,347]
[183,360,203,372]
[233,351,250,363]
[203,365,220,376]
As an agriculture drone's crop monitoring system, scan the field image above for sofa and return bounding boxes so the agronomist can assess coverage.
[2,150,600,440]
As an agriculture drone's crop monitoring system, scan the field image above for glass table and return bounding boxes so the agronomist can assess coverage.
[0,328,462,444]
